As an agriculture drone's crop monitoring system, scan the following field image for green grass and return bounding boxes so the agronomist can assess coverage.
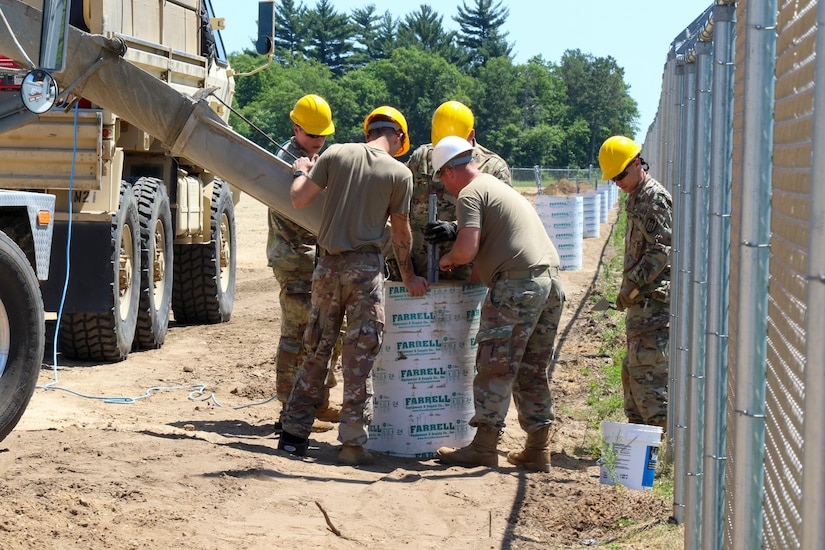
[513,178,542,191]
[653,457,675,499]
[560,198,678,547]
[584,199,677,543]
[573,204,627,437]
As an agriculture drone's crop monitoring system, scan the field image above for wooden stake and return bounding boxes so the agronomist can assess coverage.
[315,500,342,537]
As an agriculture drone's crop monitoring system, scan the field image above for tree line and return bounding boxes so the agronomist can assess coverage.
[225,0,638,168]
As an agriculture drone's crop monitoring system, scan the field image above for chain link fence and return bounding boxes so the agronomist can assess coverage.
[645,1,825,548]
[511,166,604,194]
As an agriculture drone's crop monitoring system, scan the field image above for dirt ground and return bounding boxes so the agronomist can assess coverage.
[0,189,680,549]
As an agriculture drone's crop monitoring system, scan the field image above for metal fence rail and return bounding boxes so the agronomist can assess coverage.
[644,0,825,548]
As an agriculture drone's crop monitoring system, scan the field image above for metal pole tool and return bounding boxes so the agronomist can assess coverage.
[427,193,439,283]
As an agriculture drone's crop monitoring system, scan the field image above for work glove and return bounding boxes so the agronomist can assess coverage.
[615,283,639,312]
[422,221,458,244]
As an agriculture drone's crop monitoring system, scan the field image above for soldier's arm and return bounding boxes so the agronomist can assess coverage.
[390,212,429,296]
[439,227,480,272]
[631,202,672,286]
[483,155,512,187]
[290,175,322,208]
[495,164,512,187]
[290,156,322,208]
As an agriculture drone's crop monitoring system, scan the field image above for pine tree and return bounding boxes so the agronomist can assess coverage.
[453,0,513,69]
[274,0,307,62]
[305,0,355,76]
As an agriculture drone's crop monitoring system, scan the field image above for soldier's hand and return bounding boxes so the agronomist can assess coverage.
[403,275,429,297]
[615,283,639,312]
[423,221,457,244]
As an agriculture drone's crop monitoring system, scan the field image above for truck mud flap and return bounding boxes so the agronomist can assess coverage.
[41,220,113,313]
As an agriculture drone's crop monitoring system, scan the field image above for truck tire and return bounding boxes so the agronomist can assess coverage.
[59,181,141,362]
[172,178,236,324]
[0,231,44,442]
[132,177,173,350]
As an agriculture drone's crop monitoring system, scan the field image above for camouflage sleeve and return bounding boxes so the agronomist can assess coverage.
[491,160,512,187]
[407,145,437,234]
[406,145,424,177]
[475,148,512,187]
[629,196,672,287]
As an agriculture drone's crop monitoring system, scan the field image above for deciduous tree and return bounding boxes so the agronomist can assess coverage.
[559,49,639,164]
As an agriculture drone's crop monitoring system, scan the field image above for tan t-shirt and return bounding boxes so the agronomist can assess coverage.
[457,173,560,286]
[310,143,412,254]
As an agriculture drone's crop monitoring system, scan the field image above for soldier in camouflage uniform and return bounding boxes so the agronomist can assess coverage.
[430,137,566,473]
[599,136,672,429]
[385,100,511,281]
[268,95,340,433]
[279,106,429,466]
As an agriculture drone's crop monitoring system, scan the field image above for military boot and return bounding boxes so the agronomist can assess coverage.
[278,431,309,457]
[436,425,499,468]
[507,425,551,472]
[315,388,341,423]
[337,445,374,466]
[310,419,334,433]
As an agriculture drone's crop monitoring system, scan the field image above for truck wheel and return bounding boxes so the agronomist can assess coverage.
[172,178,236,324]
[0,231,44,442]
[59,181,141,362]
[132,177,173,350]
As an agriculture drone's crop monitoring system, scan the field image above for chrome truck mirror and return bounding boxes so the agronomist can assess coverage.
[20,69,58,114]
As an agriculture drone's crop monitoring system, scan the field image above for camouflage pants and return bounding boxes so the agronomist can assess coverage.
[622,327,669,427]
[470,274,565,433]
[272,268,340,406]
[281,252,385,445]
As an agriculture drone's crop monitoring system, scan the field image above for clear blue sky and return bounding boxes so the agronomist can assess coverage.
[210,0,713,143]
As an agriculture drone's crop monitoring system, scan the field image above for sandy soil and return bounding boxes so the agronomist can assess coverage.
[0,188,679,549]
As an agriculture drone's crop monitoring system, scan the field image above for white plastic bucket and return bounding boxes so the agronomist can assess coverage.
[600,422,663,490]
[366,282,486,458]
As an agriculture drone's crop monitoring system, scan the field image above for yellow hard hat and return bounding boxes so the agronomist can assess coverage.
[598,135,641,180]
[431,101,474,146]
[290,94,335,136]
[363,106,410,157]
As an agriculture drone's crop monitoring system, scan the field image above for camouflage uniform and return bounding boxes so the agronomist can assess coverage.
[620,174,672,427]
[472,273,566,431]
[268,138,337,406]
[452,174,564,433]
[283,252,384,445]
[281,141,412,448]
[396,142,511,280]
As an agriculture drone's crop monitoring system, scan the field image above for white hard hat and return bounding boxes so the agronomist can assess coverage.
[432,136,474,182]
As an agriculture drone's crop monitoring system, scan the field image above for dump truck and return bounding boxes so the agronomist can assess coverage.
[0,0,322,364]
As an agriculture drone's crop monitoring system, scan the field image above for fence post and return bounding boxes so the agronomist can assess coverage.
[533,165,542,195]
